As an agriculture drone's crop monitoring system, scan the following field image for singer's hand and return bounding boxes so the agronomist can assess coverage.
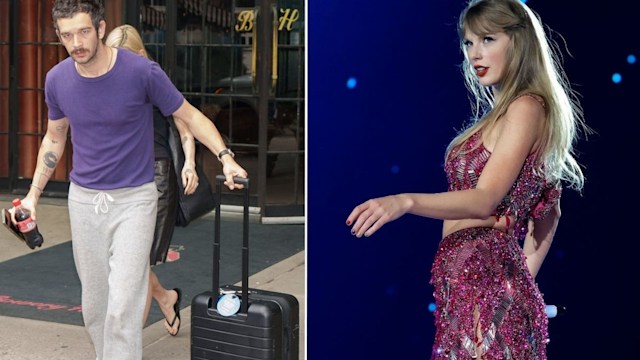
[346,194,410,237]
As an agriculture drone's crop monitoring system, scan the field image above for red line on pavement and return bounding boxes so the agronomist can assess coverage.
[0,294,81,312]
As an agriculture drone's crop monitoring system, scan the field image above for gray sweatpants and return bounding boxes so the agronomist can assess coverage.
[68,182,157,360]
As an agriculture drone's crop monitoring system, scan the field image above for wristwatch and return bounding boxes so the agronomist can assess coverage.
[217,148,235,162]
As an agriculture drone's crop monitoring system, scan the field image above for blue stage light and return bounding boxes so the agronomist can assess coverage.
[628,54,637,64]
[545,305,558,318]
[428,303,437,313]
[390,165,400,174]
[612,73,622,84]
[346,77,357,89]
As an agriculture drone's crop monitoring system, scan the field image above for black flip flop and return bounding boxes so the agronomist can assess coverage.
[165,288,182,336]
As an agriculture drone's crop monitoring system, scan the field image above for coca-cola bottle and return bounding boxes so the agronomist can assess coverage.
[12,198,44,249]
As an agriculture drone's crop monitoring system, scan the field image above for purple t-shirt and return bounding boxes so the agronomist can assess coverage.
[45,49,184,190]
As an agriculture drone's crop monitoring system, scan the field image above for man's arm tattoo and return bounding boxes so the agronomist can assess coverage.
[55,124,67,133]
[33,151,58,188]
[43,151,59,169]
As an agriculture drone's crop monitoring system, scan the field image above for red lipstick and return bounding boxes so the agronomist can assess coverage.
[475,66,488,77]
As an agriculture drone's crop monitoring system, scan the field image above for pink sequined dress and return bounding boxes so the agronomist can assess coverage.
[430,131,561,359]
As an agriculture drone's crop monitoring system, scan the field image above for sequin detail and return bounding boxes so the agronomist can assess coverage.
[431,131,560,359]
[445,132,561,242]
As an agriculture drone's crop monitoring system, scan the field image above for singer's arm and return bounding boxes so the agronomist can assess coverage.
[523,201,561,278]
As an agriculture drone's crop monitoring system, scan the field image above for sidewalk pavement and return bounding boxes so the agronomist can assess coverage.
[0,196,305,360]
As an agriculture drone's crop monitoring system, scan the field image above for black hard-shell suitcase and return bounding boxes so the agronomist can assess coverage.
[190,176,300,360]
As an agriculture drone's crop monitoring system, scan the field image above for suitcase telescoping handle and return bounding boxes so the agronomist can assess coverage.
[214,175,250,314]
[212,175,249,314]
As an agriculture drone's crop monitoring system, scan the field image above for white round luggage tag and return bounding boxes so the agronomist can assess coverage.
[217,293,241,316]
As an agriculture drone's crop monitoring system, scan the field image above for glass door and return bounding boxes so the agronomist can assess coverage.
[265,0,305,217]
[140,0,305,217]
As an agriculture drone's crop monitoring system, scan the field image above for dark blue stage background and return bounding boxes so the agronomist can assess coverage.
[308,1,638,359]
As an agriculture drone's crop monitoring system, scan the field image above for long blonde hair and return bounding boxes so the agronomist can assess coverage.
[446,0,589,191]
[105,24,149,59]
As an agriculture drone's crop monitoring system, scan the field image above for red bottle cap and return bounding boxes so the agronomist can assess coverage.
[12,198,21,207]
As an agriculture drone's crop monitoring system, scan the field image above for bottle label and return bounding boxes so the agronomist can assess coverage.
[17,218,36,233]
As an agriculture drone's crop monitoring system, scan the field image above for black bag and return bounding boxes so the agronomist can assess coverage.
[167,117,216,227]
[191,176,300,360]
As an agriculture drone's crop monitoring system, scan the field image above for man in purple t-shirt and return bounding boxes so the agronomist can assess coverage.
[14,1,247,359]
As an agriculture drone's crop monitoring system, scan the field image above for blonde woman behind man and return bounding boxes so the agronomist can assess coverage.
[106,24,197,337]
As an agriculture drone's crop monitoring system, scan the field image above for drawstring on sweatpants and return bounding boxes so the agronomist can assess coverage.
[93,192,114,214]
